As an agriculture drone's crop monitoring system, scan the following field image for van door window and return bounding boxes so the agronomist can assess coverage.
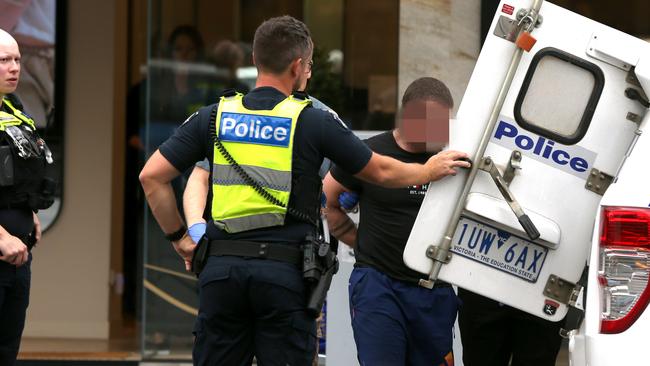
[514,47,604,145]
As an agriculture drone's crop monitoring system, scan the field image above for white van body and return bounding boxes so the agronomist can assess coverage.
[569,113,650,364]
[403,0,650,329]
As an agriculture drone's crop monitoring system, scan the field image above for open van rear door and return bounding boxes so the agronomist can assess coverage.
[403,0,650,323]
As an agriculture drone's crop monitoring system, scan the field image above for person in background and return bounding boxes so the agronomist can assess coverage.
[150,25,207,124]
[457,288,563,365]
[210,40,250,95]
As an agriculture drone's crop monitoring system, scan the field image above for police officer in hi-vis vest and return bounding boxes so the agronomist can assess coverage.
[0,29,55,366]
[140,16,470,366]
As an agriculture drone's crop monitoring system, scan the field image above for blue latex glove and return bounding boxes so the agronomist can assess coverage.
[321,192,327,208]
[338,191,359,212]
[188,222,206,244]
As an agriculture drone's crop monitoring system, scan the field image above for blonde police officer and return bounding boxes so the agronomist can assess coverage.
[0,29,55,366]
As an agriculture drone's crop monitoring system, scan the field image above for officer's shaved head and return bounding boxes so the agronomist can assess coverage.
[0,28,21,97]
[0,29,18,48]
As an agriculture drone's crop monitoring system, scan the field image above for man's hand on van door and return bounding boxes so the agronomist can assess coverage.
[172,233,196,272]
[425,150,471,181]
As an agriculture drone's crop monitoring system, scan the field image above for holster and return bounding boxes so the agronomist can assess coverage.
[191,235,210,276]
[302,235,339,318]
[24,228,37,250]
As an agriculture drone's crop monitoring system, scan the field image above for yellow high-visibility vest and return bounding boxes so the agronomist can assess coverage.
[211,93,310,233]
[0,98,36,131]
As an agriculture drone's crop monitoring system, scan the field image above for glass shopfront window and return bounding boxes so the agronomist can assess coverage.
[136,0,399,360]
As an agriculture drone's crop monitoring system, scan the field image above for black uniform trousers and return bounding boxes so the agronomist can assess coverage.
[0,258,30,366]
[458,288,563,366]
[193,255,316,366]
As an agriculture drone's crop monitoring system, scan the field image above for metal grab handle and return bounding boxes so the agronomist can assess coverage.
[418,0,545,290]
[480,157,540,241]
[519,215,541,241]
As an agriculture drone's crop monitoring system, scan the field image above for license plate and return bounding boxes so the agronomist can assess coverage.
[451,217,548,282]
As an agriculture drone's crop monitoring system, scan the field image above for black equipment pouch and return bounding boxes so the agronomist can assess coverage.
[0,122,56,209]
[191,235,210,276]
[0,145,14,186]
[302,233,339,318]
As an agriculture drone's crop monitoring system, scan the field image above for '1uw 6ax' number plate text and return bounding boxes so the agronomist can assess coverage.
[451,217,548,282]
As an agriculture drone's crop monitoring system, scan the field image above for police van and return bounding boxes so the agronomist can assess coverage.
[402,0,650,363]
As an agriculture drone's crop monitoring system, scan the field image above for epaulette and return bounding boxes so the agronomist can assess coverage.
[292,91,309,100]
[220,88,238,98]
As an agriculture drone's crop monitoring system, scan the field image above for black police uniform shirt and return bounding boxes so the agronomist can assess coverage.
[331,131,437,284]
[0,97,35,259]
[159,86,372,245]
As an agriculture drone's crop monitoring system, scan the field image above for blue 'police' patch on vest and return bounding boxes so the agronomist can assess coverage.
[219,112,292,147]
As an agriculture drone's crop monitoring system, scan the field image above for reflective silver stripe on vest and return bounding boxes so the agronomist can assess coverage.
[214,212,285,233]
[212,164,291,192]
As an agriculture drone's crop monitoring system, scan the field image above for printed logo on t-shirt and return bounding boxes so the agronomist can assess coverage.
[219,112,292,147]
[407,183,429,196]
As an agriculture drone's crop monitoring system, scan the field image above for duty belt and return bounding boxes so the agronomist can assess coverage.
[208,240,303,266]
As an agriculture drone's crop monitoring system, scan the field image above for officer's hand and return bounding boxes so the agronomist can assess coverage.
[172,233,196,272]
[424,150,471,181]
[188,222,206,244]
[0,234,29,266]
[338,191,359,212]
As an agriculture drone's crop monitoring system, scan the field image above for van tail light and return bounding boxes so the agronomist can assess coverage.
[599,206,650,334]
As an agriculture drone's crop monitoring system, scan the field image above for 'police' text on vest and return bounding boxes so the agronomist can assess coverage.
[220,112,292,147]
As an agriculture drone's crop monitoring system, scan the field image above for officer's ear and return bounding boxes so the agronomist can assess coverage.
[289,57,303,79]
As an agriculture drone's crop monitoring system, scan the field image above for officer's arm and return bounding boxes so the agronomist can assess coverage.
[140,150,196,270]
[323,173,357,248]
[183,166,209,226]
[355,151,470,188]
[139,150,184,233]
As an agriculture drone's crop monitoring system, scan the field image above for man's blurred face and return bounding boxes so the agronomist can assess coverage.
[0,36,21,96]
[399,99,450,151]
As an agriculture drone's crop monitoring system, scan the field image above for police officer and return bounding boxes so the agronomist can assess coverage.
[139,16,470,366]
[0,29,54,366]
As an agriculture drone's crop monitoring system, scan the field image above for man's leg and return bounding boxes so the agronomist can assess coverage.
[348,267,408,365]
[0,263,30,366]
[398,284,458,366]
[193,256,254,366]
[457,289,512,366]
[510,308,562,366]
[249,258,316,366]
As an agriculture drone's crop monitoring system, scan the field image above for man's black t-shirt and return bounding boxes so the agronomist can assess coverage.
[159,87,372,244]
[331,131,433,284]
